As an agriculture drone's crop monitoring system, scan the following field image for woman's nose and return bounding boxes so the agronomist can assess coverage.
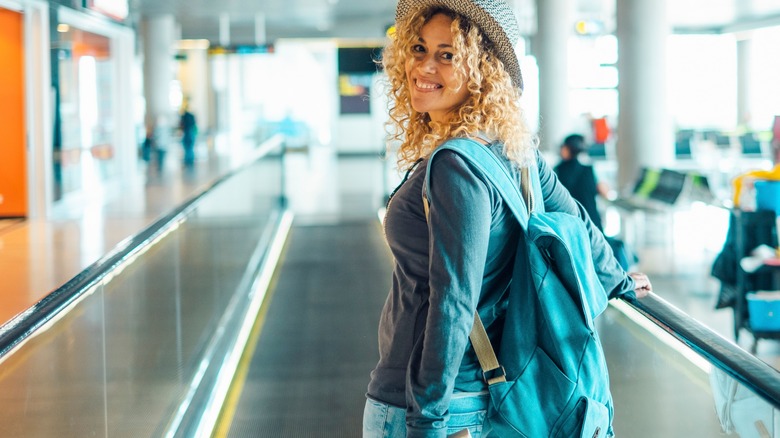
[417,54,436,73]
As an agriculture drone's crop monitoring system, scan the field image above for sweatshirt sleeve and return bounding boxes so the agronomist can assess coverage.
[405,151,492,437]
[535,152,635,298]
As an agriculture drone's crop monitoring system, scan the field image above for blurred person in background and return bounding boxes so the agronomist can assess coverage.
[553,133,610,231]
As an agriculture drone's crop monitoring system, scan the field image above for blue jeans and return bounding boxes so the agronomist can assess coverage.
[363,392,492,437]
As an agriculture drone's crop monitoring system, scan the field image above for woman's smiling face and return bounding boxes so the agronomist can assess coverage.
[405,13,471,123]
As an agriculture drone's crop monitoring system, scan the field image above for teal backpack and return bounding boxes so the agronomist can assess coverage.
[424,139,613,438]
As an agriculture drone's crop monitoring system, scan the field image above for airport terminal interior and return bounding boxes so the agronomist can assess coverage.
[2,0,780,436]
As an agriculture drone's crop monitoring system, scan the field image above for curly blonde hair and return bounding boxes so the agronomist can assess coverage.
[381,5,537,171]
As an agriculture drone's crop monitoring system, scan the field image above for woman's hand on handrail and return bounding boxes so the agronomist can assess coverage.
[628,272,652,299]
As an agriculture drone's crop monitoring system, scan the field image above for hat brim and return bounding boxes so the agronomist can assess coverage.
[395,0,523,90]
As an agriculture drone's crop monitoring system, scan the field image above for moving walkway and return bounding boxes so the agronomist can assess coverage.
[1,137,778,437]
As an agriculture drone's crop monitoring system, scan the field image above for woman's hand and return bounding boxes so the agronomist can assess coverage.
[628,272,652,298]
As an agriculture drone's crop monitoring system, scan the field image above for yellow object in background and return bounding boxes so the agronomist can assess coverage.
[732,165,780,208]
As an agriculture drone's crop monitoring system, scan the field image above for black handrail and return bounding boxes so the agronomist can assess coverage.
[623,292,780,408]
[0,135,285,360]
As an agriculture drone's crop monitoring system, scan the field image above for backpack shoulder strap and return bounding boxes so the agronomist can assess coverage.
[423,138,535,227]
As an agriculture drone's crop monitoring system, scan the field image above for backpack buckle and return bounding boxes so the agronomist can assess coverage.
[483,366,507,385]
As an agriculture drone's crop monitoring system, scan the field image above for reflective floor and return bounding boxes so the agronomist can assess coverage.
[0,138,775,436]
[0,135,265,326]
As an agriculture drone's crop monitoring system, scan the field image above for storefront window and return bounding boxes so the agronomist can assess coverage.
[53,27,116,201]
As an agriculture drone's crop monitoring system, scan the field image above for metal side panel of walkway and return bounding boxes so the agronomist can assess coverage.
[223,219,392,437]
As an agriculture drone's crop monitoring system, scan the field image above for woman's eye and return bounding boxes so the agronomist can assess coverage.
[440,52,454,62]
[411,44,426,54]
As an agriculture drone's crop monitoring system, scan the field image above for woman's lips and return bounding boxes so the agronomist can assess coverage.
[414,78,442,91]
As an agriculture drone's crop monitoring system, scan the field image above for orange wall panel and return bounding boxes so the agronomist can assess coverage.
[0,9,27,217]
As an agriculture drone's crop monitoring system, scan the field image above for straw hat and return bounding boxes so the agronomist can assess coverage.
[395,0,523,90]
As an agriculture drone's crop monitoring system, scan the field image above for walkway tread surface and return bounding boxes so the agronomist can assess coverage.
[227,220,391,437]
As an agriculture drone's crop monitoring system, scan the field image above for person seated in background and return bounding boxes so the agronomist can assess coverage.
[553,133,610,231]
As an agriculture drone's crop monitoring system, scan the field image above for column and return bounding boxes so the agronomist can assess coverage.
[141,15,176,139]
[736,37,752,129]
[615,0,673,192]
[23,2,52,219]
[534,0,574,151]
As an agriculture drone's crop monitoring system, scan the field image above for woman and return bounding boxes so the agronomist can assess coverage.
[364,1,652,437]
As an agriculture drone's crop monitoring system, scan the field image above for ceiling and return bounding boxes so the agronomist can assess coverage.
[129,0,780,46]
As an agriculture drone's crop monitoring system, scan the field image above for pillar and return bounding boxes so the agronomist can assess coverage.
[141,15,176,137]
[736,37,753,129]
[535,0,575,151]
[615,0,673,193]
